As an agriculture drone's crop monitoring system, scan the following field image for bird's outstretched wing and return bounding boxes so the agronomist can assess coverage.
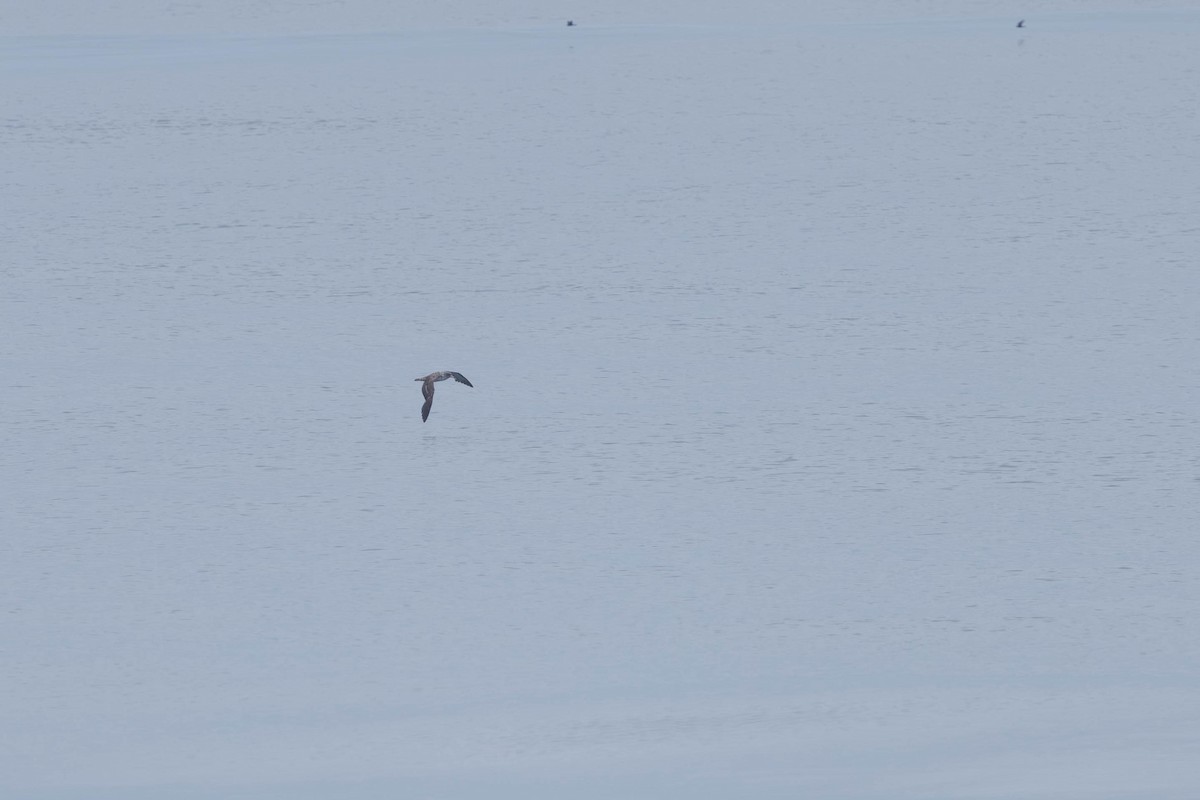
[449,372,474,388]
[421,380,435,422]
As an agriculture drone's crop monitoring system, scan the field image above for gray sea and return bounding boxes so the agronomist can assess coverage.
[5,7,1200,798]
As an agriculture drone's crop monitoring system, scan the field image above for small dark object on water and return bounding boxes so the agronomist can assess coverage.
[567,20,575,27]
[1016,19,1025,28]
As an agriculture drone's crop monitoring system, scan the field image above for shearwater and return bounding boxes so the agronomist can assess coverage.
[415,371,474,422]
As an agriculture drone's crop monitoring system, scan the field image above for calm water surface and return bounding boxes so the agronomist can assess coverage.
[4,16,1200,797]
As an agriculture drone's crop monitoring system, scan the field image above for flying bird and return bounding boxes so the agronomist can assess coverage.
[415,371,473,422]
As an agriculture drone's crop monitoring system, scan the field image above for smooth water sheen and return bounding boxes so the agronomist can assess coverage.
[4,6,1200,798]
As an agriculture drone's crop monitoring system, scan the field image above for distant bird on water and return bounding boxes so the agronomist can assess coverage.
[1016,19,1025,28]
[415,371,473,422]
